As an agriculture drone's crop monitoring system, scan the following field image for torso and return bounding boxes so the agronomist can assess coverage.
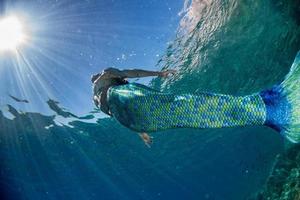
[93,77,128,115]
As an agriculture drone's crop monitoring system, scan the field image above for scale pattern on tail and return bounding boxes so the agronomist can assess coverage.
[107,83,266,132]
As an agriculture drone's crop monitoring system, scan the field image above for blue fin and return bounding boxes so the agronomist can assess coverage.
[261,52,300,143]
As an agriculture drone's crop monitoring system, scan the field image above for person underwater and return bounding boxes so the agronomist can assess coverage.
[92,52,300,147]
[92,68,176,146]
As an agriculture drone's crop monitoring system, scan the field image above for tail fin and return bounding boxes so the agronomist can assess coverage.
[260,52,300,143]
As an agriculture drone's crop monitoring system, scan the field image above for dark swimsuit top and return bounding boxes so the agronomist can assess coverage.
[95,78,128,115]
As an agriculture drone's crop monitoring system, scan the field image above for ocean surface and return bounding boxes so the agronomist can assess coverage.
[1,0,300,199]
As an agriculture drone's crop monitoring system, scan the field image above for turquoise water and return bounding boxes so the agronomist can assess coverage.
[1,0,300,199]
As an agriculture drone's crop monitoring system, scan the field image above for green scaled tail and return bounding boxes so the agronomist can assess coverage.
[108,84,267,133]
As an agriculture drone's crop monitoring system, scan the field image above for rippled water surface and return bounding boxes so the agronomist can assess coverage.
[1,0,300,199]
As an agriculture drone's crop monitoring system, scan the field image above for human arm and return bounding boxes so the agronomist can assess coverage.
[101,67,176,79]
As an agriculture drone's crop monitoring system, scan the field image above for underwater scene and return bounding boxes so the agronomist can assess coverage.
[1,0,300,199]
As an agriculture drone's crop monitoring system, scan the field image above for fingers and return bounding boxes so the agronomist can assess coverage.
[166,69,177,76]
[160,69,177,78]
[144,139,152,148]
[144,137,153,147]
[167,69,177,74]
[145,142,151,148]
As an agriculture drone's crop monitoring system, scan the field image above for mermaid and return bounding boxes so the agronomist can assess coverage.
[92,52,300,147]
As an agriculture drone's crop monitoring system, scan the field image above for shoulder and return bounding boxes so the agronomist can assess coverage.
[103,67,119,72]
[103,67,121,74]
[101,67,125,79]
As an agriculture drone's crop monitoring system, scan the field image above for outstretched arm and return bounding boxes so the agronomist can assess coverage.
[102,67,176,79]
[122,69,160,78]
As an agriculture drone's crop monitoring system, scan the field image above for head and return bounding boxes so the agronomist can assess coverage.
[91,73,101,83]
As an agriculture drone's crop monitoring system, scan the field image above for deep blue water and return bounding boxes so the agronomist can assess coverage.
[1,0,300,199]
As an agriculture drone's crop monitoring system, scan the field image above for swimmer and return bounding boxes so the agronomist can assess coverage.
[92,68,176,147]
[92,52,300,146]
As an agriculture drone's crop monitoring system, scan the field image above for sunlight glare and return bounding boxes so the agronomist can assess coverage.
[0,16,27,52]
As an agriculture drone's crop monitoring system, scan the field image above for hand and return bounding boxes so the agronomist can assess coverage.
[159,69,177,78]
[139,132,153,148]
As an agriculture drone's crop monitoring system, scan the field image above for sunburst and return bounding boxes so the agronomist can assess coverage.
[0,16,27,52]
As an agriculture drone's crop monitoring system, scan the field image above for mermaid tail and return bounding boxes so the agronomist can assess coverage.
[261,52,300,143]
[106,52,300,143]
[107,84,266,132]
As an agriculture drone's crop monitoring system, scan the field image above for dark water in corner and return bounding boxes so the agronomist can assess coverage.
[1,0,300,199]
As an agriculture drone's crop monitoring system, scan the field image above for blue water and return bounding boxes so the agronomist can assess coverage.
[1,0,300,199]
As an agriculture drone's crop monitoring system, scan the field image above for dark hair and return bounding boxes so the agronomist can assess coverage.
[91,73,101,83]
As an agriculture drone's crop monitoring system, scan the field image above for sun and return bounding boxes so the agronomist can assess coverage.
[0,16,27,52]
